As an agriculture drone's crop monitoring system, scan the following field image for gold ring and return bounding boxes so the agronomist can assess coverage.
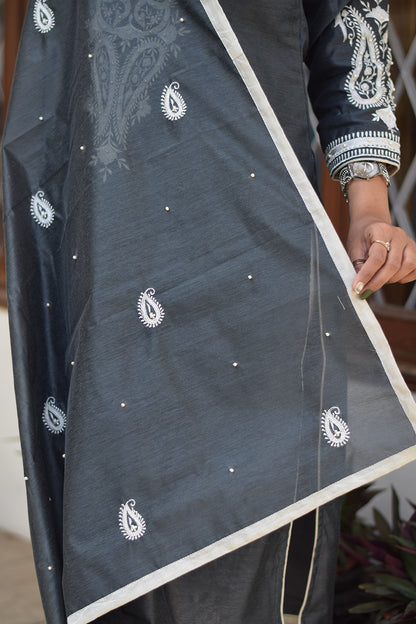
[372,239,391,252]
[352,258,366,267]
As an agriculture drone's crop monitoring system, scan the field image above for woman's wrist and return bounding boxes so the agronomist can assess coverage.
[347,176,391,225]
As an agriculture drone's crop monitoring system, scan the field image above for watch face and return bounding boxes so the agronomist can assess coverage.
[350,161,379,179]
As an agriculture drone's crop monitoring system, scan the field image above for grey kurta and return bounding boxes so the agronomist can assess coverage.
[2,1,416,623]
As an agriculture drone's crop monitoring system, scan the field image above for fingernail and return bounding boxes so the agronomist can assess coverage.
[354,281,364,295]
[360,289,373,300]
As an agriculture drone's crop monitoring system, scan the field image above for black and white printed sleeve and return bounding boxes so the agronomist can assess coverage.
[305,0,400,179]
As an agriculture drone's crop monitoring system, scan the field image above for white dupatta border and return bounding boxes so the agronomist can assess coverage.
[68,2,416,622]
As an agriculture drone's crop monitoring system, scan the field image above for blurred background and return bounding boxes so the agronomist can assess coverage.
[0,1,414,622]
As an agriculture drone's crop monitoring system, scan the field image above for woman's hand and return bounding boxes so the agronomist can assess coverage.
[346,176,416,299]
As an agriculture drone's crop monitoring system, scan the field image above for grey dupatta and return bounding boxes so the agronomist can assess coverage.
[2,1,415,622]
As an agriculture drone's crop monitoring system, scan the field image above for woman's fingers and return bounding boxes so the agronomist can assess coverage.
[395,247,416,283]
[350,226,416,297]
[346,178,416,296]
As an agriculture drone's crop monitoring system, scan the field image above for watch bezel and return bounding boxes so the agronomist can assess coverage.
[347,161,382,180]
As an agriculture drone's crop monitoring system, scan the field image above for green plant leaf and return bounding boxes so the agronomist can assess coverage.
[401,521,416,544]
[393,535,416,550]
[339,488,416,620]
[402,552,416,585]
[349,600,393,614]
[341,485,384,533]
[392,488,401,533]
[373,508,393,539]
[404,600,416,615]
[376,603,408,623]
[359,582,398,596]
[372,574,416,600]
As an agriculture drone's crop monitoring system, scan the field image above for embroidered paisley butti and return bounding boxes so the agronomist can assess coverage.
[119,499,147,541]
[88,1,188,180]
[335,0,397,129]
[321,407,350,448]
[42,397,67,434]
[33,0,56,34]
[30,190,55,228]
[161,82,187,120]
[137,288,165,328]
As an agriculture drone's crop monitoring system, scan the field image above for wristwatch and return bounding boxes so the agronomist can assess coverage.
[338,161,390,200]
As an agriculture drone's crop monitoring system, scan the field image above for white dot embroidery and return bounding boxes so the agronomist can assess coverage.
[137,288,165,328]
[33,0,55,34]
[42,397,66,435]
[321,406,350,448]
[161,82,187,121]
[30,191,55,228]
[119,499,147,541]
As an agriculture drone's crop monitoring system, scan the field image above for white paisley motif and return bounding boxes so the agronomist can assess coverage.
[321,406,350,448]
[119,499,147,541]
[161,82,187,121]
[30,191,55,228]
[137,288,165,328]
[335,1,396,128]
[42,397,66,434]
[33,0,55,34]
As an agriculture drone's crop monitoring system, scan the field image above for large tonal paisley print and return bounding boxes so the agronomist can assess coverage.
[89,0,188,180]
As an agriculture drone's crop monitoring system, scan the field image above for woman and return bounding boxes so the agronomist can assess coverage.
[3,1,416,623]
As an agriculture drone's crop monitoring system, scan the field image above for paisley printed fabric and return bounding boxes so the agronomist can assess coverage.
[88,0,188,180]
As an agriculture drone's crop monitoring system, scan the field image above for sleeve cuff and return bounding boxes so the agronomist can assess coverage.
[324,130,400,179]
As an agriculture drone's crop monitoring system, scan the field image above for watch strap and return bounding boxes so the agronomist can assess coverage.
[339,162,390,200]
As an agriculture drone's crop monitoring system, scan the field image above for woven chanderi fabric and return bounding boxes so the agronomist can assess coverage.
[2,1,416,623]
